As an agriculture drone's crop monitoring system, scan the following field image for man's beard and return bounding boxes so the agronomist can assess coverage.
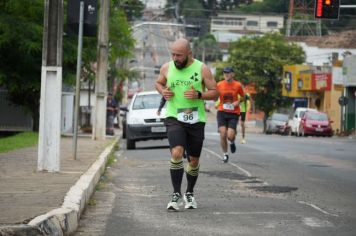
[174,56,189,70]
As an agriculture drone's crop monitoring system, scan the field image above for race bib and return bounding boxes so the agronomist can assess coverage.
[223,103,235,111]
[177,108,199,124]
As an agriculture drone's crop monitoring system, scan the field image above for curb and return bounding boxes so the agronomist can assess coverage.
[0,137,119,236]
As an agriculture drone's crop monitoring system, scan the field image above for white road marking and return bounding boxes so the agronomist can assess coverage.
[203,147,252,177]
[213,211,294,215]
[298,201,339,217]
[302,217,334,227]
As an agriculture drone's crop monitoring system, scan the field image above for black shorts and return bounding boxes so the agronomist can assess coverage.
[240,112,246,122]
[217,111,239,130]
[164,117,205,158]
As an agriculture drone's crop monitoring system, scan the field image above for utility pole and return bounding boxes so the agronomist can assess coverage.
[92,0,109,140]
[38,0,63,172]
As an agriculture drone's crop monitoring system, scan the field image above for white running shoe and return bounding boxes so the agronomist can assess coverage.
[167,192,183,211]
[184,192,197,209]
[241,139,246,144]
[222,154,229,163]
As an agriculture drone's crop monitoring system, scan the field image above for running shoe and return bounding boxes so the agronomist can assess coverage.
[184,192,197,209]
[241,139,246,144]
[222,154,229,163]
[183,150,187,159]
[230,142,236,153]
[167,192,183,211]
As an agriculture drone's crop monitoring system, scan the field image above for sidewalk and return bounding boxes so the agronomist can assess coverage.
[0,131,120,235]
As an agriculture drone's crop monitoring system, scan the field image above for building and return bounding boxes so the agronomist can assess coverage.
[210,13,284,34]
[281,63,352,133]
[342,55,356,132]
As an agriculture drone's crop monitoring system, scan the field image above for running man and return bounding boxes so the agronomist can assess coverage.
[239,88,250,144]
[155,38,218,211]
[216,67,244,163]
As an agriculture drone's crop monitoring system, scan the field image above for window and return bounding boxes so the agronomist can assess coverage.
[133,94,161,110]
[267,21,278,28]
[247,20,258,27]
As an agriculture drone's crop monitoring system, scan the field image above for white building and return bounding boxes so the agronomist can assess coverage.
[298,42,356,66]
[142,0,166,9]
[210,13,284,34]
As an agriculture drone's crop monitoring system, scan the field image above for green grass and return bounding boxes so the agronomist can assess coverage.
[0,132,38,153]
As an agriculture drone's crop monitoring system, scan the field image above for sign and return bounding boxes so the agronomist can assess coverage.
[338,96,349,106]
[284,71,292,91]
[332,67,343,85]
[311,73,332,91]
[67,0,97,37]
[314,0,340,19]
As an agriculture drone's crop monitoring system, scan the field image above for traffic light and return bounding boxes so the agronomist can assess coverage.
[314,0,340,19]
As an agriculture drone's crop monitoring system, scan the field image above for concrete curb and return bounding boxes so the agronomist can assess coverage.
[0,138,118,236]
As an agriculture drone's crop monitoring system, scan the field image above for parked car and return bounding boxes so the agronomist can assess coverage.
[289,107,317,136]
[299,110,333,137]
[266,112,290,135]
[120,91,167,149]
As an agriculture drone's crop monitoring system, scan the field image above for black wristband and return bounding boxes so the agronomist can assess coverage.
[197,91,202,99]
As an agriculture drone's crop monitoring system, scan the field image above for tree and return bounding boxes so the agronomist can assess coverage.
[192,34,221,62]
[226,33,305,132]
[119,0,144,22]
[0,0,135,131]
[0,0,44,131]
[239,0,288,13]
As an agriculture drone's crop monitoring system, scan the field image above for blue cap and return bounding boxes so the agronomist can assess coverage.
[223,67,234,73]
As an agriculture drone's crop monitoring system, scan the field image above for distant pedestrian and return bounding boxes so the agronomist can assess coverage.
[239,87,250,144]
[155,38,218,211]
[215,66,245,163]
[106,93,118,135]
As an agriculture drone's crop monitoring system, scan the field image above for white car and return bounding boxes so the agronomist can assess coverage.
[289,107,317,136]
[121,91,167,149]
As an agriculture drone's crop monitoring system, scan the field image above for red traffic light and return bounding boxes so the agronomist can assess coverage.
[315,0,340,19]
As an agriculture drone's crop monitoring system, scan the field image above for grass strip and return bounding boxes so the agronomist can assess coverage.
[0,132,38,153]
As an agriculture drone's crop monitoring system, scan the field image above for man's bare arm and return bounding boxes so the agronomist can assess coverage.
[155,63,174,100]
[201,64,219,100]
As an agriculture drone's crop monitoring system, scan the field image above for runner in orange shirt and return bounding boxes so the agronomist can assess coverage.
[216,67,245,163]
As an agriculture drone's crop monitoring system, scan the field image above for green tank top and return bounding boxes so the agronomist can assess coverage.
[239,93,249,112]
[166,59,206,123]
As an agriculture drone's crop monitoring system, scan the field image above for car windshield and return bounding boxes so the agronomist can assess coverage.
[306,112,328,121]
[132,94,161,110]
[272,113,288,122]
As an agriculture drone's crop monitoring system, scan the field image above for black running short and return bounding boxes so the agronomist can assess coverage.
[217,111,239,130]
[164,117,205,158]
[240,112,246,122]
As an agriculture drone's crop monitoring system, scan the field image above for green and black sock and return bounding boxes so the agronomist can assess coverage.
[170,158,184,194]
[186,163,200,193]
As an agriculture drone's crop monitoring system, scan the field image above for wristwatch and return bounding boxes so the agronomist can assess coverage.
[197,91,202,99]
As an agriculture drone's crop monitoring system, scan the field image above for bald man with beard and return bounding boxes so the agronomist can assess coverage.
[155,38,218,211]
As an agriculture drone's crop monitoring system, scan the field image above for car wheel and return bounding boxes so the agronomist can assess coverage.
[126,137,135,150]
[122,124,126,139]
[265,126,271,134]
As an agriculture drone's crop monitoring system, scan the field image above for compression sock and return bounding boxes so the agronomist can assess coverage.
[186,163,200,193]
[170,158,184,194]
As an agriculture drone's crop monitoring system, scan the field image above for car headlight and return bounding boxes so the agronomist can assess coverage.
[306,123,313,128]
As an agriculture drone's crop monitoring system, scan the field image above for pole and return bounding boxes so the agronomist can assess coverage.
[73,1,84,160]
[38,0,63,172]
[93,0,109,140]
[340,5,356,8]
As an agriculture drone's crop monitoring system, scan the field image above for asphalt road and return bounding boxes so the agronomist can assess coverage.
[75,113,356,236]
